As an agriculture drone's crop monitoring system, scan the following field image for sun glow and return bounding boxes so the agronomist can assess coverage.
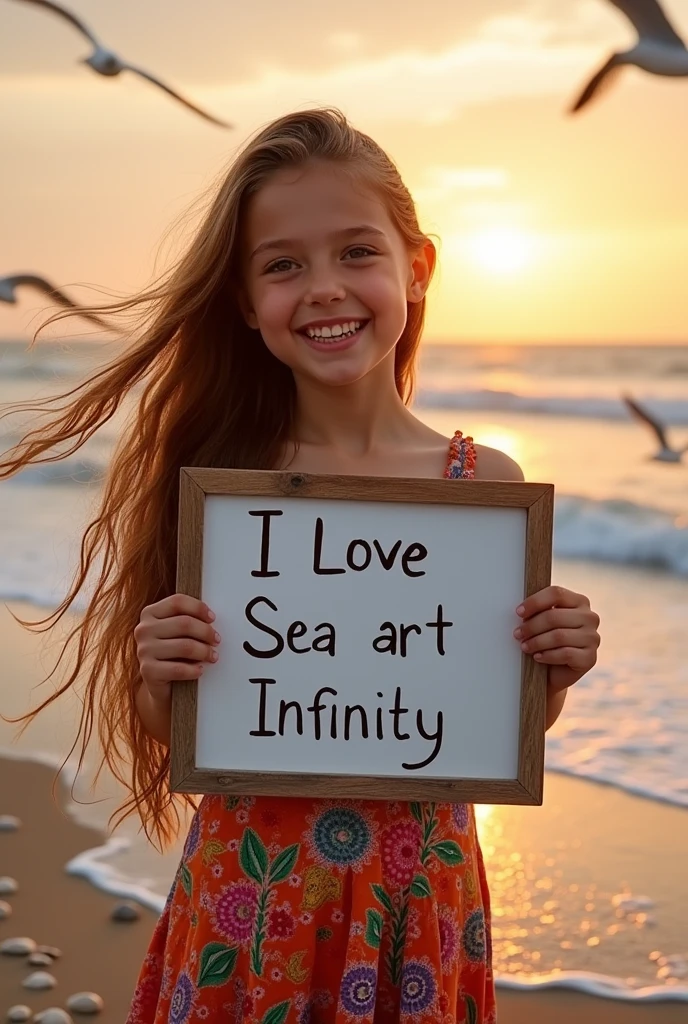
[469,227,537,275]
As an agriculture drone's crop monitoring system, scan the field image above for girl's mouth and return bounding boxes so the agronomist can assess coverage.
[298,320,369,353]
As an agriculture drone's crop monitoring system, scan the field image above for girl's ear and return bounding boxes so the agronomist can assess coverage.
[406,238,436,304]
[237,288,260,330]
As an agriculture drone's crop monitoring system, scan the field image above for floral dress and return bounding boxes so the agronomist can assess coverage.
[126,431,496,1024]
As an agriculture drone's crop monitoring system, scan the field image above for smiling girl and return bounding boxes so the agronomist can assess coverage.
[1,109,600,1024]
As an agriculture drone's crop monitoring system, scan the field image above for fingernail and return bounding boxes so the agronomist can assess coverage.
[520,641,529,651]
[516,605,525,616]
[513,628,522,639]
[207,609,216,621]
[214,631,221,643]
[210,650,218,662]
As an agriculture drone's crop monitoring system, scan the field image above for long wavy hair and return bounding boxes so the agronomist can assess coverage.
[0,108,434,850]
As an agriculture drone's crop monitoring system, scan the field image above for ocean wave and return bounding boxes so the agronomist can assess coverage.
[496,971,688,1002]
[6,457,106,485]
[417,388,688,424]
[554,496,688,576]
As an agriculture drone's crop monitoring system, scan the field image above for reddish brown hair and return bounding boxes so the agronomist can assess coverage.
[0,108,434,850]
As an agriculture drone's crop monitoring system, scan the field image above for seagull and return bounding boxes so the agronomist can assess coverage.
[12,0,231,128]
[622,393,688,462]
[570,0,688,113]
[0,273,114,330]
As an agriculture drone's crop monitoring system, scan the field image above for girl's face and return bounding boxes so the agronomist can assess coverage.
[240,161,434,389]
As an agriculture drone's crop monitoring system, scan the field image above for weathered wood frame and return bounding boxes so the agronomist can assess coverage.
[170,469,553,805]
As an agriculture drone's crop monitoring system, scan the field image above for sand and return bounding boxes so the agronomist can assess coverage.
[1,601,687,1022]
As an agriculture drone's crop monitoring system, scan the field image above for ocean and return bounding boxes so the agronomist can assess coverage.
[1,338,686,1001]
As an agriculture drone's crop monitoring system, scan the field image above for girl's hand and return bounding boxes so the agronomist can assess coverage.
[134,594,220,704]
[514,585,600,692]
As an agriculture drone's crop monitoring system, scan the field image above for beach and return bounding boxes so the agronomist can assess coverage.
[1,340,687,1019]
[1,599,687,1022]
[1,746,686,1022]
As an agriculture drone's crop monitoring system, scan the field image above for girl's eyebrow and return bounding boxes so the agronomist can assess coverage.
[249,224,386,261]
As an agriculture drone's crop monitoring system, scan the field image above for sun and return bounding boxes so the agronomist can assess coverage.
[469,227,536,275]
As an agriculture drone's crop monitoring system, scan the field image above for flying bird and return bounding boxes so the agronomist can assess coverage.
[0,274,114,331]
[12,0,231,128]
[570,0,688,113]
[622,393,688,463]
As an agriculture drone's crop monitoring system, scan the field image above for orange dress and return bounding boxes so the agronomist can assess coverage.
[126,432,496,1024]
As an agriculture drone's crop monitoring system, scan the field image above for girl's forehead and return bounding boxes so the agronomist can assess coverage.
[244,163,393,241]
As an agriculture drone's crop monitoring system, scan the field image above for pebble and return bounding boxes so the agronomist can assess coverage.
[35,945,62,960]
[0,814,21,832]
[0,899,12,919]
[66,993,104,1015]
[22,970,57,990]
[7,1008,32,1023]
[0,876,18,895]
[28,952,55,967]
[1,937,37,956]
[33,1012,73,1024]
[110,901,140,922]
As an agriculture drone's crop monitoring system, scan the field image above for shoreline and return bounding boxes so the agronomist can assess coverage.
[1,755,687,1024]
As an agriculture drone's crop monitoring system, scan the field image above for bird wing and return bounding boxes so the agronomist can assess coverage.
[608,0,687,48]
[8,274,114,330]
[570,55,625,113]
[14,0,102,48]
[622,393,669,448]
[123,63,231,128]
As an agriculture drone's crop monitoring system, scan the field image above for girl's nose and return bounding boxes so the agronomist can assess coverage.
[303,267,347,305]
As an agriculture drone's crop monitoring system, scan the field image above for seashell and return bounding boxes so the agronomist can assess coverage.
[0,876,19,894]
[7,1007,32,1023]
[22,970,57,990]
[0,814,21,831]
[33,1011,74,1024]
[110,901,140,922]
[1,936,37,956]
[65,993,104,1014]
[28,952,55,967]
[35,945,62,959]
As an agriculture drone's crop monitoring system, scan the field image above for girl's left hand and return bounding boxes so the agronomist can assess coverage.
[514,585,600,692]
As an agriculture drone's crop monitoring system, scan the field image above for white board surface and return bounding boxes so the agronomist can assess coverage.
[197,495,526,781]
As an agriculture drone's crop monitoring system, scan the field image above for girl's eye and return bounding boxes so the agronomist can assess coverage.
[264,258,298,274]
[343,246,377,260]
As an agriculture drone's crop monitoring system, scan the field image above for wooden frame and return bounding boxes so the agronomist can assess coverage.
[171,469,553,805]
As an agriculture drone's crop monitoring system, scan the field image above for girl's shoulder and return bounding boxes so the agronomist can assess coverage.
[471,441,524,482]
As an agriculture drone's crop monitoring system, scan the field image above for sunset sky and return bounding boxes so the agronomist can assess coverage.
[2,0,688,343]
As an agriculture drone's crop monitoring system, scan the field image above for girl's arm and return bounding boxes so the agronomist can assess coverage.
[135,682,172,747]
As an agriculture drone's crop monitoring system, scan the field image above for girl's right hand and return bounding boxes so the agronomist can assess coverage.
[134,594,221,704]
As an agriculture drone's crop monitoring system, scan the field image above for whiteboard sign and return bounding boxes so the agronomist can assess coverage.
[171,471,553,804]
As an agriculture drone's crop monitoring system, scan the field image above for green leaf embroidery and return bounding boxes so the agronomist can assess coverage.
[371,883,394,915]
[224,796,240,810]
[261,1000,291,1024]
[365,908,383,949]
[431,840,465,866]
[268,843,299,884]
[197,942,238,988]
[240,827,269,884]
[409,802,423,825]
[410,874,432,898]
[180,862,193,898]
[465,993,478,1024]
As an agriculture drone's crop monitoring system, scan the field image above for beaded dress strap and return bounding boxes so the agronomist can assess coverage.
[444,429,476,479]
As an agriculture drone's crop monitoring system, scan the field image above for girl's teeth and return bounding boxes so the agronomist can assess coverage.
[305,321,362,341]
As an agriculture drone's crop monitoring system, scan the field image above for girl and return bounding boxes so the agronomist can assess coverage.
[2,109,600,1024]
